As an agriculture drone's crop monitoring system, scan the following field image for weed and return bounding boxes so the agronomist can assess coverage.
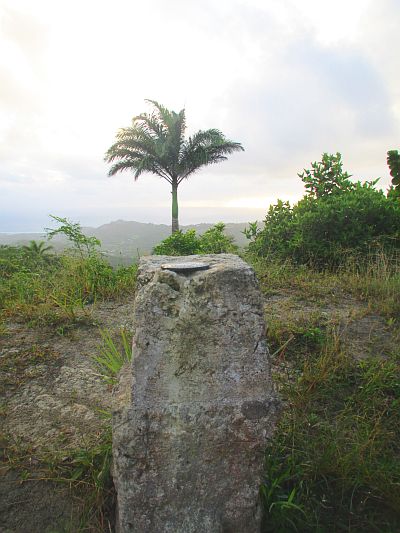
[93,328,132,383]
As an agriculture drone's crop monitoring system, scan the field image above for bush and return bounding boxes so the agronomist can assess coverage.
[153,223,238,256]
[249,154,400,267]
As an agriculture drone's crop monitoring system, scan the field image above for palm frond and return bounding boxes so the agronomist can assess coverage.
[132,111,168,140]
[177,129,244,182]
[104,101,243,193]
[145,100,186,168]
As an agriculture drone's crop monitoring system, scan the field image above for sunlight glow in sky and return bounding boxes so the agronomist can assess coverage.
[0,0,399,230]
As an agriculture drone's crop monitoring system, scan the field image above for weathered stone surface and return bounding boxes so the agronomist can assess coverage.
[113,254,280,533]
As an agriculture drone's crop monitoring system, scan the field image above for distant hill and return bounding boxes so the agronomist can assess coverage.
[0,220,251,264]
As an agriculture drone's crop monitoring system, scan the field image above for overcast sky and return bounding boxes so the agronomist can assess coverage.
[1,0,399,231]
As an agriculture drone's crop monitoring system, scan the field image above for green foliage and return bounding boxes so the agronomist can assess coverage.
[153,229,199,256]
[199,223,238,253]
[250,154,400,267]
[22,240,53,257]
[152,223,238,255]
[105,99,244,232]
[0,244,59,279]
[298,152,354,198]
[93,328,132,383]
[243,221,260,241]
[387,149,400,195]
[46,215,101,257]
[0,245,137,327]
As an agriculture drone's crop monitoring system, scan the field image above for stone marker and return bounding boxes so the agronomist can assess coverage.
[112,254,280,533]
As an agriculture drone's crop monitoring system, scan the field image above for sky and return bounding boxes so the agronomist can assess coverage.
[0,0,399,231]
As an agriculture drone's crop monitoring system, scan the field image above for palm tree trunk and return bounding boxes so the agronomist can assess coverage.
[171,182,179,233]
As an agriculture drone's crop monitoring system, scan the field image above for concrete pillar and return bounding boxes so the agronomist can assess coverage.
[112,254,279,532]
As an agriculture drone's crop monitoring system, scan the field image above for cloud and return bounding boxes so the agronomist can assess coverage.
[0,0,399,230]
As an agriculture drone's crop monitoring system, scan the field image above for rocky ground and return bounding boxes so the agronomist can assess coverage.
[0,297,136,533]
[0,286,398,532]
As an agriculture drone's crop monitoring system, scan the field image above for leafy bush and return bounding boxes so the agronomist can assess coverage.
[153,229,199,256]
[249,154,400,267]
[298,151,354,198]
[153,223,238,255]
[46,215,101,257]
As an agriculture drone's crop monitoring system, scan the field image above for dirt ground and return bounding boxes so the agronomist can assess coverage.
[0,288,398,532]
[0,297,135,533]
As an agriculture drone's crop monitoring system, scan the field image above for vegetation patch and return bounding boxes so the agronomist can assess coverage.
[247,153,400,269]
[262,332,400,532]
[153,222,238,255]
[0,217,137,329]
[251,252,400,532]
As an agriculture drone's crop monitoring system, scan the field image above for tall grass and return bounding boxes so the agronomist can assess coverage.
[251,251,400,531]
[339,250,400,318]
[0,246,137,327]
[262,319,400,532]
[248,250,400,319]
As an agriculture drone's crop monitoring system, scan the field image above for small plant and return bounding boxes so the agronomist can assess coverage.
[243,221,260,241]
[46,215,101,258]
[22,240,53,257]
[93,328,132,383]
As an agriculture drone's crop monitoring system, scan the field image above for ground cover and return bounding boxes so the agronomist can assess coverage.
[252,257,400,532]
[0,248,399,531]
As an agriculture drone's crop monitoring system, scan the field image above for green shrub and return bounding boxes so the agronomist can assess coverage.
[250,154,400,267]
[198,223,238,253]
[153,229,199,255]
[153,223,237,256]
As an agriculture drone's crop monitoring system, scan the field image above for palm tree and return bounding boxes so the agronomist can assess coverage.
[23,240,53,257]
[105,100,244,233]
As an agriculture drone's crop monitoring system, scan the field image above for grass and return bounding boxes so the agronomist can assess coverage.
[0,246,137,329]
[338,251,400,319]
[249,253,400,531]
[3,426,115,532]
[249,250,400,319]
[262,339,400,531]
[93,327,133,384]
